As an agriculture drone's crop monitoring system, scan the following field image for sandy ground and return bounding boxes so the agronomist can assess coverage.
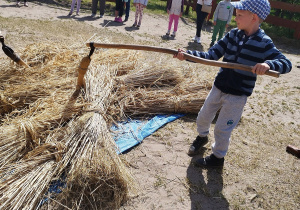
[1,0,300,209]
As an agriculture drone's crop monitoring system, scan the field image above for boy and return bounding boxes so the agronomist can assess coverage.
[174,0,292,168]
[210,0,234,47]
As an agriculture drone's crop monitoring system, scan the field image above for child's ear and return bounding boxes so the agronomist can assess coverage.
[252,13,260,23]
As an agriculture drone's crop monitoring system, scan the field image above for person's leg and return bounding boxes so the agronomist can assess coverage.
[115,0,122,20]
[195,4,202,37]
[125,0,130,21]
[217,20,227,41]
[211,20,221,43]
[196,85,223,137]
[173,14,180,32]
[196,4,209,38]
[92,0,99,16]
[76,0,81,14]
[118,0,124,17]
[100,0,106,16]
[69,0,77,14]
[134,4,140,25]
[188,86,222,156]
[168,14,174,32]
[212,93,247,158]
[91,0,98,15]
[138,4,144,26]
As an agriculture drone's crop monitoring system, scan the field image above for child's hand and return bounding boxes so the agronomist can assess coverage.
[252,63,270,75]
[167,9,169,14]
[214,21,217,26]
[180,12,182,17]
[173,49,185,61]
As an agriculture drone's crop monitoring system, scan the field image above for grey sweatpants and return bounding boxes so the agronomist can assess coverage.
[196,85,247,158]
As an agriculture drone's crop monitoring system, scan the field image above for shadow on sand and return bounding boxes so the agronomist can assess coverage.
[186,148,229,210]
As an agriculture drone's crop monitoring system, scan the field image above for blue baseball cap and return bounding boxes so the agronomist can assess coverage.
[231,0,271,20]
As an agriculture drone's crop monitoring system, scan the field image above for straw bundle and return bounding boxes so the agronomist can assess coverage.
[117,64,183,88]
[119,88,208,115]
[54,65,134,209]
[90,49,139,76]
[0,142,64,209]
[55,113,133,209]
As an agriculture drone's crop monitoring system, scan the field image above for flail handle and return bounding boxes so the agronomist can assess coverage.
[87,43,280,78]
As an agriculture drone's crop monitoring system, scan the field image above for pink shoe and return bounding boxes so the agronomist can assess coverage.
[114,17,118,22]
[117,17,122,23]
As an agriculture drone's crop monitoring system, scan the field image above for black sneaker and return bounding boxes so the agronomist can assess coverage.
[124,17,128,22]
[188,136,208,156]
[194,154,224,168]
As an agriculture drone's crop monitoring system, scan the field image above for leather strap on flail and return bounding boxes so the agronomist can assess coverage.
[76,43,95,90]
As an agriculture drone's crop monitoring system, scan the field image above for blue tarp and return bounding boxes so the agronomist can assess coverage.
[111,114,184,154]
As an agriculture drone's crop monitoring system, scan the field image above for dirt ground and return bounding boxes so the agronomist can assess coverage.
[1,0,300,209]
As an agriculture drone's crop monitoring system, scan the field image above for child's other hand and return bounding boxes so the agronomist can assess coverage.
[213,21,217,26]
[167,9,169,14]
[252,63,270,75]
[173,49,185,60]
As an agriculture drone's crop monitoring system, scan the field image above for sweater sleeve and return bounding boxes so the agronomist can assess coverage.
[263,41,292,74]
[186,31,230,61]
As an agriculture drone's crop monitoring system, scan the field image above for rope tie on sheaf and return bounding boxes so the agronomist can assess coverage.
[76,42,95,90]
[0,35,30,68]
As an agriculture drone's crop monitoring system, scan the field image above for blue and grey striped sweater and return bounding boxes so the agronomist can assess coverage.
[187,28,292,96]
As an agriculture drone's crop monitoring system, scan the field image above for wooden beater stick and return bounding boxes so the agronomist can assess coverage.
[86,43,280,78]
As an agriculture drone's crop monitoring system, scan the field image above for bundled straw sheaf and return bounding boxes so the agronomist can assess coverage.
[117,64,183,88]
[54,65,134,209]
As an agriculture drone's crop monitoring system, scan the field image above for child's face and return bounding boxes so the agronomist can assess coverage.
[234,9,255,30]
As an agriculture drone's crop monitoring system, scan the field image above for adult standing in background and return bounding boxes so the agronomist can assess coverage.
[193,0,213,44]
[91,0,106,18]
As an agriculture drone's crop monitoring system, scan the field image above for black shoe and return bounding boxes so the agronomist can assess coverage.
[188,136,208,156]
[194,154,224,168]
[124,17,128,22]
